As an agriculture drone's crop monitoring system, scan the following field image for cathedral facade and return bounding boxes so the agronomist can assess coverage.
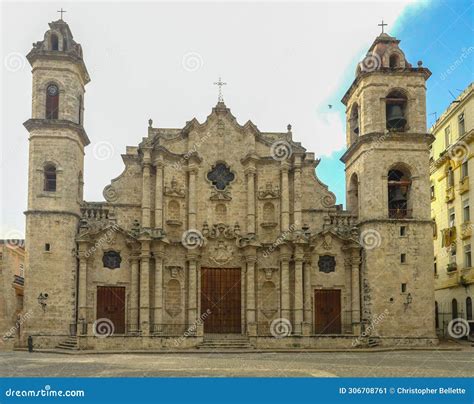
[21,19,437,350]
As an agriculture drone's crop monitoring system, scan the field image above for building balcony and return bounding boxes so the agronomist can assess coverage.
[441,226,457,247]
[461,222,472,239]
[445,186,455,202]
[447,262,458,273]
[459,176,469,194]
[388,208,412,219]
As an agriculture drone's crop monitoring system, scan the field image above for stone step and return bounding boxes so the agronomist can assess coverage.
[56,337,79,350]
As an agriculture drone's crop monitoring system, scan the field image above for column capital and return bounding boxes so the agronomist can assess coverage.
[244,166,257,176]
[280,161,290,172]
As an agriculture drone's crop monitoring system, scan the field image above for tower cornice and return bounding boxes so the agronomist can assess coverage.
[23,119,90,147]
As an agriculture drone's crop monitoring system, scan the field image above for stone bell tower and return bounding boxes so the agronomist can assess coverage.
[22,18,90,344]
[340,31,436,343]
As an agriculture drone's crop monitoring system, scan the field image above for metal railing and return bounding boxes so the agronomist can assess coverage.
[388,208,412,219]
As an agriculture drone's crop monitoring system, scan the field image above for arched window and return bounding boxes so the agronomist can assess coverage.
[46,84,59,119]
[386,90,407,131]
[452,298,458,320]
[78,95,83,125]
[467,297,473,321]
[389,54,399,68]
[348,173,359,215]
[447,166,455,188]
[435,301,439,329]
[263,202,275,223]
[50,33,59,51]
[388,167,411,218]
[349,103,359,141]
[168,200,180,221]
[43,164,57,192]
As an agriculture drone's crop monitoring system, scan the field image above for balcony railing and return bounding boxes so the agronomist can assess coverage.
[388,208,412,219]
[12,275,24,287]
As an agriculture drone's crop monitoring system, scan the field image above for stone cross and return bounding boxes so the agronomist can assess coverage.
[378,19,387,34]
[57,8,67,20]
[214,77,227,103]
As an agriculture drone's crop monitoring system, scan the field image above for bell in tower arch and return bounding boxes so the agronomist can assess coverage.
[386,104,407,130]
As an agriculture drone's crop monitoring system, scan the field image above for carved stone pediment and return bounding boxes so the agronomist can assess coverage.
[164,177,185,198]
[257,182,280,199]
[210,189,232,201]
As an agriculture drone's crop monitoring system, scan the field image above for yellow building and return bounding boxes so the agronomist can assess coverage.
[430,82,473,336]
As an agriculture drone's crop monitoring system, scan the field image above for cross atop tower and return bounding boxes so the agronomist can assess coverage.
[214,77,227,103]
[57,8,67,20]
[378,19,387,34]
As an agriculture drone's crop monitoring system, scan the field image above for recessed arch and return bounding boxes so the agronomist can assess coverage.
[386,89,408,131]
[388,165,412,219]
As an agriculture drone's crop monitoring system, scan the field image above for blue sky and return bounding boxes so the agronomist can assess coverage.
[317,0,474,207]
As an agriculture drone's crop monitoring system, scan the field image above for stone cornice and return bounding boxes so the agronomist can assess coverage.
[23,119,90,147]
[340,132,433,163]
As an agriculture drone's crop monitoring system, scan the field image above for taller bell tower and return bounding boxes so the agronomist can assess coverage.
[22,19,90,343]
[341,32,436,342]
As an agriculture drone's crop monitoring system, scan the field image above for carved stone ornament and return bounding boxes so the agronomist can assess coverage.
[261,267,278,280]
[210,240,234,265]
[257,182,281,199]
[166,266,183,279]
[322,233,333,250]
[210,189,232,201]
[164,177,185,198]
[318,255,336,273]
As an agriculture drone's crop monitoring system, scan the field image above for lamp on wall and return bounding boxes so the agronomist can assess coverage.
[404,293,413,309]
[37,293,48,312]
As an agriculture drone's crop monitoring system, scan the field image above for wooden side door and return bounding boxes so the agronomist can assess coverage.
[314,289,342,334]
[96,286,126,334]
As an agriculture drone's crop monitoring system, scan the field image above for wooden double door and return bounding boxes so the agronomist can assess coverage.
[314,289,342,334]
[201,268,241,333]
[96,286,126,334]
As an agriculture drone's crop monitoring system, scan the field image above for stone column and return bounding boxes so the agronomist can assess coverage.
[153,250,164,333]
[154,160,164,229]
[141,149,152,228]
[139,241,151,335]
[246,254,257,336]
[351,251,361,334]
[294,248,304,335]
[187,165,197,230]
[293,156,302,228]
[187,254,198,332]
[246,167,256,235]
[129,254,140,333]
[303,259,312,335]
[281,162,290,231]
[280,248,291,321]
[77,248,88,335]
